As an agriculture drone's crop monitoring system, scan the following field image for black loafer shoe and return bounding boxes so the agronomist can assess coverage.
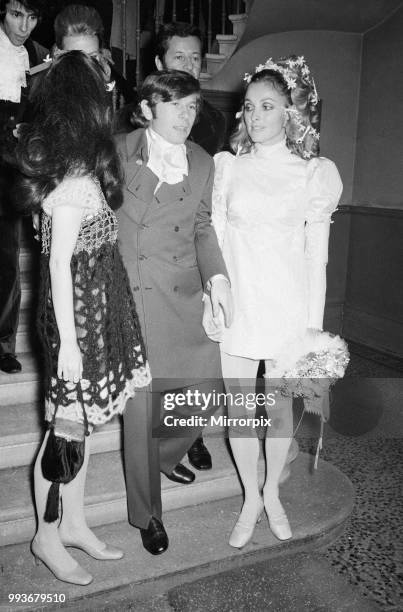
[0,354,22,374]
[187,436,212,470]
[140,517,168,555]
[164,463,195,484]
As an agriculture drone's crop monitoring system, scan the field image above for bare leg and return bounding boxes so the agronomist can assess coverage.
[32,431,84,573]
[57,435,104,549]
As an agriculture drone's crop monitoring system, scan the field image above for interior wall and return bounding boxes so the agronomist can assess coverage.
[209,30,362,207]
[352,6,403,208]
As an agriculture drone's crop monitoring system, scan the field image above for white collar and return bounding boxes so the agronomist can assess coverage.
[146,128,188,185]
[252,139,289,159]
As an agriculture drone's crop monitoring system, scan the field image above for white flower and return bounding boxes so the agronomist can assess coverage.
[296,56,305,66]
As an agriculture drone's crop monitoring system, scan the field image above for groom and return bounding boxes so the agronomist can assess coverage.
[116,70,232,555]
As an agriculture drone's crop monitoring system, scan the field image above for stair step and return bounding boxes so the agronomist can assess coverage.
[0,453,354,611]
[20,269,35,310]
[0,437,243,546]
[216,34,238,58]
[0,403,122,469]
[0,397,226,469]
[20,245,39,273]
[229,12,247,38]
[15,309,38,354]
[205,53,228,76]
[0,353,40,405]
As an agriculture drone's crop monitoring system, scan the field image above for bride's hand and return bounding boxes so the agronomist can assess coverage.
[202,299,223,342]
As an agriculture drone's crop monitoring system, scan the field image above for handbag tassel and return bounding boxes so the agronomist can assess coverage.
[44,482,61,523]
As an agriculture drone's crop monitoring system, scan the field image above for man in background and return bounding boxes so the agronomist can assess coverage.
[0,0,46,374]
[155,21,226,156]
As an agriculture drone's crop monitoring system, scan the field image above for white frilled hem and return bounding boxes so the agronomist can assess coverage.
[45,362,151,426]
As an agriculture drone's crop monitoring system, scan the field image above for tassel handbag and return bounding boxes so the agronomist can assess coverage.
[41,382,90,522]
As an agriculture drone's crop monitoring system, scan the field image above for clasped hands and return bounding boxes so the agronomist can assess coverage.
[202,276,233,342]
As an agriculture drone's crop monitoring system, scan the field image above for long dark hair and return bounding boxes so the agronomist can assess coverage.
[16,50,122,211]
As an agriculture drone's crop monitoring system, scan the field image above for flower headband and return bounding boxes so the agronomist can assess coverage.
[244,56,319,106]
[238,55,320,159]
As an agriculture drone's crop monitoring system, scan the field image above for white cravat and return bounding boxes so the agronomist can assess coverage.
[0,26,29,103]
[146,128,188,185]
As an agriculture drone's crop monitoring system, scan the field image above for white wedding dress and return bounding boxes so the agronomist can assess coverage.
[212,140,343,360]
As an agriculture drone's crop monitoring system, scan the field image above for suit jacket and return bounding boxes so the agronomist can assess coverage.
[115,128,227,386]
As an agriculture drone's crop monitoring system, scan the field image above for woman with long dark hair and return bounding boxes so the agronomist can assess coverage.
[16,50,150,585]
[209,56,343,547]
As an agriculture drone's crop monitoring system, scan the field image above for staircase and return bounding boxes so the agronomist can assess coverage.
[200,11,248,88]
[0,237,354,610]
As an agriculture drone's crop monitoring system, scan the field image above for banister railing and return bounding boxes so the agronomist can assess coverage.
[116,0,246,86]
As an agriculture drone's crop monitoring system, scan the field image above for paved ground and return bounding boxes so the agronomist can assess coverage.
[155,349,403,612]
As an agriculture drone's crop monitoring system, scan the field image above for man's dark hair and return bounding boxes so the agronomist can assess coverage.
[155,21,202,63]
[134,69,201,127]
[0,0,46,21]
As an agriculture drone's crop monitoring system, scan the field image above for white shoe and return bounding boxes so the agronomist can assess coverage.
[264,494,292,541]
[229,499,264,549]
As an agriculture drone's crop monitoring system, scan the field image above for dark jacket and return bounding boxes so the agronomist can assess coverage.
[190,98,226,156]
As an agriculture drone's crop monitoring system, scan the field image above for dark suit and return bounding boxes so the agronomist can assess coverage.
[189,97,226,156]
[0,41,46,357]
[116,128,227,528]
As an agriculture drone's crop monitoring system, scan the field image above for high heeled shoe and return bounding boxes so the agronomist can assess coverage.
[264,495,292,541]
[60,537,124,560]
[31,539,93,586]
[229,499,264,549]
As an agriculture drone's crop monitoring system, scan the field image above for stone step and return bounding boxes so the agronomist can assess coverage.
[0,396,226,470]
[0,353,40,405]
[216,34,238,58]
[229,12,248,39]
[0,403,122,469]
[0,453,354,611]
[0,437,241,547]
[205,53,228,77]
[15,309,38,354]
[199,71,212,90]
[20,269,35,310]
[20,245,39,273]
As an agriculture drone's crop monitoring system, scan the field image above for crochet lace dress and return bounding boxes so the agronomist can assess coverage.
[38,175,151,426]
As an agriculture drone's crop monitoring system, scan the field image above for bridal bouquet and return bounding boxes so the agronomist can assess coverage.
[269,331,349,411]
[266,331,350,469]
[267,331,349,467]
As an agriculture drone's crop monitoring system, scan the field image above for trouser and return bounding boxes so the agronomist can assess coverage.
[123,380,219,529]
[0,215,21,355]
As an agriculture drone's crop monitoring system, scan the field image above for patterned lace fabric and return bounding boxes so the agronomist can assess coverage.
[38,178,151,426]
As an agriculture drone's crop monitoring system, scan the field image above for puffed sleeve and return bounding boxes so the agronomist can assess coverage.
[212,151,234,249]
[42,176,102,217]
[305,157,343,329]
